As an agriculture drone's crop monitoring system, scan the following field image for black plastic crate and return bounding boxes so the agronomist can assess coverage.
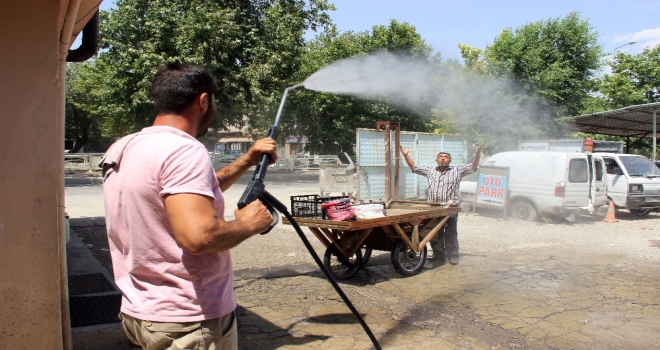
[291,194,348,219]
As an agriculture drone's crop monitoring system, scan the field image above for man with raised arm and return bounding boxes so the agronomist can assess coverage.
[399,144,482,265]
[103,62,277,349]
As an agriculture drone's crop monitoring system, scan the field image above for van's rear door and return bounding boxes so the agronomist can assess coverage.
[591,155,608,206]
[564,154,590,207]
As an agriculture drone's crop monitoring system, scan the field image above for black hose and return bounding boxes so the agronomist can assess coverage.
[245,84,380,348]
[279,206,382,349]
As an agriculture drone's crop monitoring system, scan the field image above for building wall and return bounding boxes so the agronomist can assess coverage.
[0,1,68,348]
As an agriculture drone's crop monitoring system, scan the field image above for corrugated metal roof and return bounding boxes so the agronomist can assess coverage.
[567,102,660,138]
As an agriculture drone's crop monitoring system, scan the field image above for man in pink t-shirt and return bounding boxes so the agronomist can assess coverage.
[103,63,277,349]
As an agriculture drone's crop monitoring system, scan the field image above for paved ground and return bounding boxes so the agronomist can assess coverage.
[66,173,660,349]
[229,212,660,350]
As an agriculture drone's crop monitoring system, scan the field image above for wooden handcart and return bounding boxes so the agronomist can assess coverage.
[283,200,460,279]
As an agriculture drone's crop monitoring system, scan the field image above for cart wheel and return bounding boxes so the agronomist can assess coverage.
[391,239,427,277]
[323,245,363,280]
[360,247,372,267]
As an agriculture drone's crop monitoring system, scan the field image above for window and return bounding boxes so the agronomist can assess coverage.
[603,157,622,175]
[594,159,604,181]
[618,155,660,176]
[569,159,588,183]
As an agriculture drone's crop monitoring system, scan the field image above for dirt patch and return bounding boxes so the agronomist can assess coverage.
[365,283,529,349]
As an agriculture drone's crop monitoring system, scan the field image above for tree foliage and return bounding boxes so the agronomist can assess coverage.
[67,5,611,156]
[582,45,660,157]
[446,12,604,153]
[73,0,334,137]
[484,11,603,133]
[65,63,101,152]
[587,45,660,112]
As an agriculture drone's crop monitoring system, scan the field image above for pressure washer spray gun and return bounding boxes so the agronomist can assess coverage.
[237,83,305,234]
[236,83,382,350]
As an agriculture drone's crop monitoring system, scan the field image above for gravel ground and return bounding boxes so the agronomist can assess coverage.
[70,203,660,349]
[71,207,660,275]
[66,180,660,349]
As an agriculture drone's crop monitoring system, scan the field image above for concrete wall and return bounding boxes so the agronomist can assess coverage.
[0,1,68,348]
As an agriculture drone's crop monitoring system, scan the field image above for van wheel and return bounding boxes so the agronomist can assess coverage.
[629,208,651,216]
[510,202,538,221]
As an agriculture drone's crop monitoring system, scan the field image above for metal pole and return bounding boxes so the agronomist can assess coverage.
[384,123,391,201]
[654,110,657,162]
[394,123,400,200]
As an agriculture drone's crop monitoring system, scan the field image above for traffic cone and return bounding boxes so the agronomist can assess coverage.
[603,200,618,223]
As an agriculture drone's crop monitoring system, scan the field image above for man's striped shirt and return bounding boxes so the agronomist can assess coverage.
[413,164,474,206]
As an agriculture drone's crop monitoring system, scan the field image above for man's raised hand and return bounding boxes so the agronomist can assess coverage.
[245,138,278,166]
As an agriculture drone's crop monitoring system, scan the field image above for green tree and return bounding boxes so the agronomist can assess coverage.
[273,20,436,155]
[457,44,487,74]
[65,63,101,153]
[582,45,660,157]
[612,45,660,103]
[74,0,333,137]
[589,45,660,111]
[484,11,603,134]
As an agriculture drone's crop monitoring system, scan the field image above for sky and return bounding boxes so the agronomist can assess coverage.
[320,0,660,59]
[91,0,660,60]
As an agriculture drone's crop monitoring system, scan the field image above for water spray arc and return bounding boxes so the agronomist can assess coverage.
[237,84,382,350]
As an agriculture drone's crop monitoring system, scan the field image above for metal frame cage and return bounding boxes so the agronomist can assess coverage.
[290,194,348,219]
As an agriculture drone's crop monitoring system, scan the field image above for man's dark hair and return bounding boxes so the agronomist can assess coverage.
[151,62,217,115]
[437,152,451,159]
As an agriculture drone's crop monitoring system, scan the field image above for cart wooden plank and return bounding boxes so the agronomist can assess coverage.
[418,215,451,249]
[308,227,331,248]
[346,228,374,256]
[320,228,350,257]
[282,206,460,231]
[381,225,399,239]
[391,223,418,253]
[388,200,448,206]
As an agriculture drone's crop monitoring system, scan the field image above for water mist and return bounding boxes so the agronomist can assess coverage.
[300,51,557,152]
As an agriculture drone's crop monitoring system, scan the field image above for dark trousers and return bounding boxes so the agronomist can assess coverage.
[430,213,459,259]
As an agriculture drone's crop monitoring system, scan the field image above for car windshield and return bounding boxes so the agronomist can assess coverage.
[619,156,660,176]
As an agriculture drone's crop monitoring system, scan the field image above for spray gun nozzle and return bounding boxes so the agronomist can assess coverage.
[290,83,305,90]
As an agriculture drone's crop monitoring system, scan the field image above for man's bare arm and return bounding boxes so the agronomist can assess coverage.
[215,157,253,192]
[164,193,273,254]
[215,138,278,192]
[399,145,416,170]
[471,144,483,171]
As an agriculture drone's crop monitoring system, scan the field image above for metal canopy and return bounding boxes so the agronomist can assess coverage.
[567,102,659,161]
[568,102,660,138]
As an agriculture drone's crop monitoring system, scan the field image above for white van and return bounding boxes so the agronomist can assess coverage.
[598,153,660,215]
[459,152,608,220]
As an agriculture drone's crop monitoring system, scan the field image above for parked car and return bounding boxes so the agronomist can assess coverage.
[599,153,660,216]
[220,150,242,163]
[459,151,608,221]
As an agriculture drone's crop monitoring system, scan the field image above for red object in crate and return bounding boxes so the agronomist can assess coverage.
[321,198,355,221]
